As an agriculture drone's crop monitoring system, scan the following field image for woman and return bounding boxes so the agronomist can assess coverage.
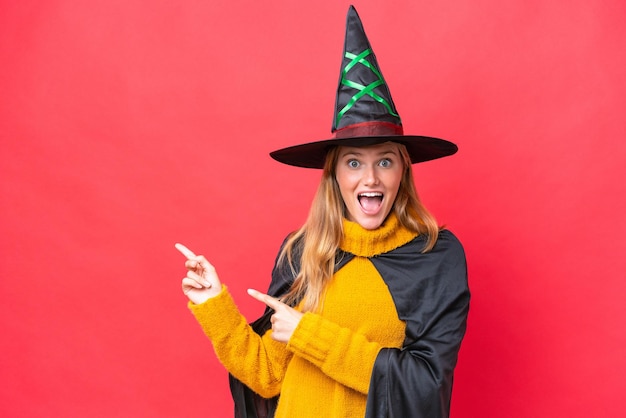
[177,6,469,418]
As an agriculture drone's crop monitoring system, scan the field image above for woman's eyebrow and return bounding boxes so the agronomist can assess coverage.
[339,151,363,158]
[340,149,398,158]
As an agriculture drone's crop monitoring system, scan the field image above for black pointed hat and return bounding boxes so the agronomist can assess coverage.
[270,5,457,169]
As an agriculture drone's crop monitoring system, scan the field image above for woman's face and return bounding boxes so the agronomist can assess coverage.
[335,142,404,230]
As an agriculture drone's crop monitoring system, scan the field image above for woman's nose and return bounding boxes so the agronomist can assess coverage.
[362,166,380,186]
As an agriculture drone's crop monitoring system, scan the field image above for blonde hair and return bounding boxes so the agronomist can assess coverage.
[279,143,441,312]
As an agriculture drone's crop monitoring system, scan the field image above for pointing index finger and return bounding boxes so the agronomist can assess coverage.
[175,243,197,260]
[247,289,282,310]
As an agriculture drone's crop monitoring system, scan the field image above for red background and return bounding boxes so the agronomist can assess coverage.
[2,1,625,417]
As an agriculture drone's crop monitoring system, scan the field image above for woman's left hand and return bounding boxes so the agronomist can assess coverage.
[247,289,304,343]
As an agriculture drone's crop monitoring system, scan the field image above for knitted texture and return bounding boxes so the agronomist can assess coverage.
[189,214,417,417]
[189,286,290,398]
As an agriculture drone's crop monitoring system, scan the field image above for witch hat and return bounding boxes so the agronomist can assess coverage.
[270,5,457,169]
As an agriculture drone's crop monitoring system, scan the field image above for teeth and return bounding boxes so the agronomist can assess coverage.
[359,192,383,197]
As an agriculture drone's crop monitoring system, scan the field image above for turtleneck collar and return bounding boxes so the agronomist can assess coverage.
[340,212,418,258]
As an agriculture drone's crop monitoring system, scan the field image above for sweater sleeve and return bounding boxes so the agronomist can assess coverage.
[287,312,382,394]
[188,286,292,398]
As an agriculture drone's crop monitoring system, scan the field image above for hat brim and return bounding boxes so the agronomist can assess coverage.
[270,135,458,169]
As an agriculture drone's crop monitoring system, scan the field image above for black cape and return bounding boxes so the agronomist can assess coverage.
[229,230,469,418]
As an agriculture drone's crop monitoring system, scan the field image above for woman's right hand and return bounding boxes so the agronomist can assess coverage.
[175,243,223,305]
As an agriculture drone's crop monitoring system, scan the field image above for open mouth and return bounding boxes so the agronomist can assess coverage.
[358,192,383,213]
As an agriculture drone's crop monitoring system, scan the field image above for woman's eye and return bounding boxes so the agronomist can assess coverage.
[348,159,360,168]
[379,158,391,168]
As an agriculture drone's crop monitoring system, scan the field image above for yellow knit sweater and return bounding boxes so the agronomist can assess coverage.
[189,214,418,417]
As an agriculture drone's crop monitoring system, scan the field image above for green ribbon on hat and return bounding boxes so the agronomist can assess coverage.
[336,49,400,127]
